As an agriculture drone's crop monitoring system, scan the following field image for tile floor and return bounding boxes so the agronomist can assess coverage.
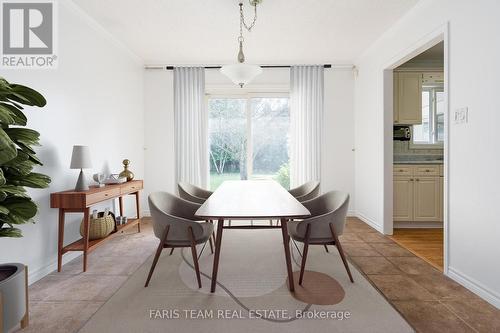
[15,217,500,333]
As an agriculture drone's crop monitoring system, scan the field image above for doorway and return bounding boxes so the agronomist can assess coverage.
[383,26,449,274]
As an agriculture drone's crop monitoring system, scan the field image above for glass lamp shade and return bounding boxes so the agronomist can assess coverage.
[220,63,262,88]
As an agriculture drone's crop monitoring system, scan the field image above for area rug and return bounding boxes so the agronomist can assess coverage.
[79,227,414,333]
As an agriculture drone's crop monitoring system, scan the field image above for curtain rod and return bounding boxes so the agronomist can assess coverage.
[144,64,334,70]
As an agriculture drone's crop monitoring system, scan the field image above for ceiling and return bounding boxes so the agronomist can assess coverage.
[72,0,419,65]
[411,42,444,61]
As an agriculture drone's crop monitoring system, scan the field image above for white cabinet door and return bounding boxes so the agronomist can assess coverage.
[414,176,440,221]
[394,177,414,221]
[394,72,422,124]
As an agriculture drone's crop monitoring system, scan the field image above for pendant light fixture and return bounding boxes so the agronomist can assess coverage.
[220,1,263,88]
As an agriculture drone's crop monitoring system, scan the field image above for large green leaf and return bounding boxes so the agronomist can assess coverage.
[0,77,49,238]
[9,172,51,188]
[3,161,35,176]
[0,102,27,126]
[0,205,9,214]
[0,227,22,237]
[0,168,5,186]
[0,127,18,164]
[9,84,46,107]
[4,128,40,146]
[0,104,15,125]
[0,184,27,197]
[3,197,37,220]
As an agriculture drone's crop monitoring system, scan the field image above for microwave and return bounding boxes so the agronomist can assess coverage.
[394,125,411,141]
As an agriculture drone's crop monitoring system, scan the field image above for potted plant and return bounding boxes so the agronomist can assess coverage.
[0,77,51,331]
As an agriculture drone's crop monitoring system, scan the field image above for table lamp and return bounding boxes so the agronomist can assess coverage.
[70,145,92,191]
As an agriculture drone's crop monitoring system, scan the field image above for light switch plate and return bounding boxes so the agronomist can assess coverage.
[454,107,468,124]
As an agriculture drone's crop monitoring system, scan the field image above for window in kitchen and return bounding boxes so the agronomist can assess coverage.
[412,86,444,147]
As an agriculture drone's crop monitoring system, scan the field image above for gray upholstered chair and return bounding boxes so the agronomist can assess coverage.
[288,180,320,202]
[145,192,214,288]
[287,191,353,285]
[178,182,213,204]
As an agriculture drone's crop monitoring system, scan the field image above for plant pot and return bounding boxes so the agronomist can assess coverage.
[0,263,27,332]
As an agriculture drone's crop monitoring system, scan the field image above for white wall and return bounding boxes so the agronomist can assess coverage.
[354,0,500,307]
[143,69,176,204]
[0,1,144,283]
[143,68,355,213]
[323,69,355,214]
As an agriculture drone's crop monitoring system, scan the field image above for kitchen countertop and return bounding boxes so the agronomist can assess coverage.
[394,160,443,165]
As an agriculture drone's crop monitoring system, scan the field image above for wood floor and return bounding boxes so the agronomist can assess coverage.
[389,228,444,271]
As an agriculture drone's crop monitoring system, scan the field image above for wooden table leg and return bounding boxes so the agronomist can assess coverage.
[118,196,124,216]
[210,218,224,293]
[135,192,141,232]
[82,208,90,272]
[281,218,295,292]
[57,209,65,272]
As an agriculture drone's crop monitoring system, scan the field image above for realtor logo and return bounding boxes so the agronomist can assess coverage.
[1,0,57,68]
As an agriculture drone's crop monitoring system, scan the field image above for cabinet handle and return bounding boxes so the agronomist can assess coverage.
[416,178,420,181]
[425,169,430,172]
[104,194,109,196]
[410,178,414,181]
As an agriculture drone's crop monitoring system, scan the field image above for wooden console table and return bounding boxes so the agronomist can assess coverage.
[50,180,143,272]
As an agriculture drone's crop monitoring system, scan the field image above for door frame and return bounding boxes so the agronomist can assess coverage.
[382,23,450,274]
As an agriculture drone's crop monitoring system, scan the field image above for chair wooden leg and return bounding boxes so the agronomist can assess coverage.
[188,226,202,288]
[209,235,214,254]
[145,225,169,287]
[169,248,174,255]
[324,244,329,253]
[299,224,311,286]
[329,223,354,283]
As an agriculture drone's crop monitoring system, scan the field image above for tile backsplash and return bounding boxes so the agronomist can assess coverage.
[394,140,443,162]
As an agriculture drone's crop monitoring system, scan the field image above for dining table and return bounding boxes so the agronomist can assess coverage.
[195,180,311,293]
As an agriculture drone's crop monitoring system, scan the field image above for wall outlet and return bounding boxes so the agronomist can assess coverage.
[454,107,468,124]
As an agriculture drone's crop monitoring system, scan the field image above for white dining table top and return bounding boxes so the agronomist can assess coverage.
[195,180,311,219]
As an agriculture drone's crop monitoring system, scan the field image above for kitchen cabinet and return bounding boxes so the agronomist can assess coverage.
[394,176,414,221]
[414,177,441,221]
[393,164,443,222]
[394,72,422,124]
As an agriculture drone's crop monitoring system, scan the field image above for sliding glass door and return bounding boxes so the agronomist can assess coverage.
[208,95,290,190]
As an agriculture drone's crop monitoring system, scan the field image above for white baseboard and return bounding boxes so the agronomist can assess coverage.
[354,212,384,233]
[28,252,81,285]
[447,267,500,309]
[347,210,356,217]
[394,221,443,228]
[142,210,151,217]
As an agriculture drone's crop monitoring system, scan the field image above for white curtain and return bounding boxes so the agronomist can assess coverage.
[289,65,324,188]
[174,67,208,188]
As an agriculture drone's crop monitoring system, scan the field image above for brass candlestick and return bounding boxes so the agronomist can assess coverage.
[119,159,134,181]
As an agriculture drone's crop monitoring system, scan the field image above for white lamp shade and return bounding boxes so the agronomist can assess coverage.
[220,63,262,87]
[70,145,92,169]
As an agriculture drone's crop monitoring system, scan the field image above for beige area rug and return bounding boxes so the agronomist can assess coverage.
[80,228,414,333]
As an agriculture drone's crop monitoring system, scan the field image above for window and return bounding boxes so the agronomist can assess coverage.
[412,86,444,147]
[208,95,290,190]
